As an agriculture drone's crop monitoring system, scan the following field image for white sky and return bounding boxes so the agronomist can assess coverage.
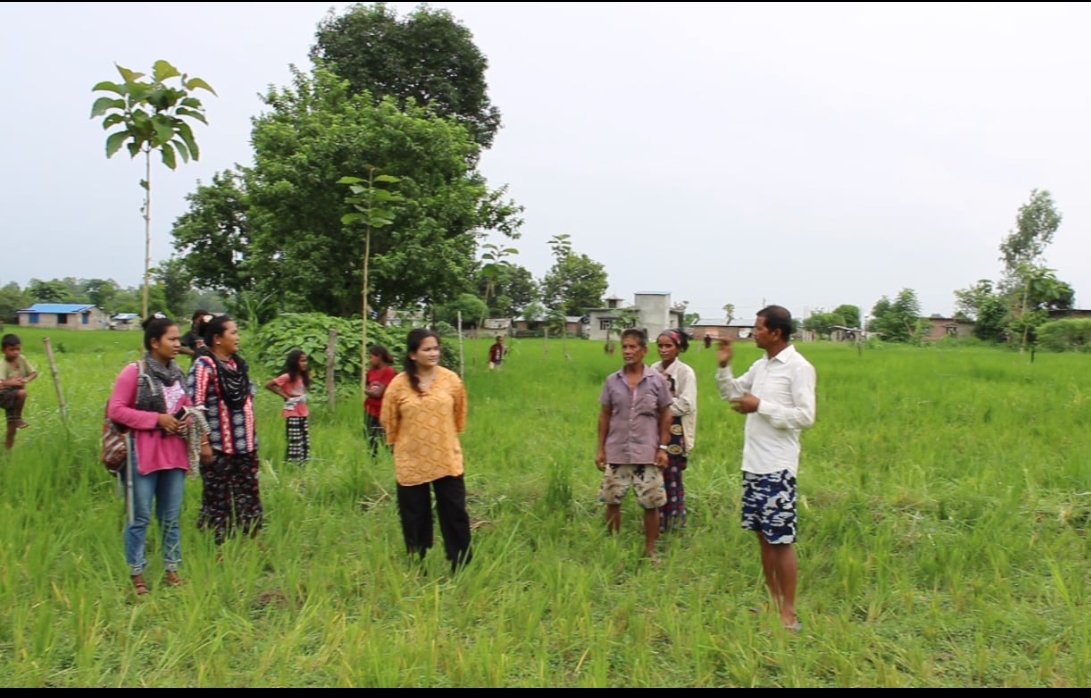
[2,1,1089,322]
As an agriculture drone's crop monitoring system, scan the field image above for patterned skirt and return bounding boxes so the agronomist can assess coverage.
[197,451,263,544]
[286,416,310,463]
[659,416,688,532]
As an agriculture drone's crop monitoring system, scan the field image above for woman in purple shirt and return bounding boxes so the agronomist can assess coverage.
[107,315,196,596]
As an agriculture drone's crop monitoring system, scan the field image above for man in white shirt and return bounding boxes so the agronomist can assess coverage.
[716,305,816,631]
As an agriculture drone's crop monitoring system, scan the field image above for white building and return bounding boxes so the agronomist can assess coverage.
[585,292,685,341]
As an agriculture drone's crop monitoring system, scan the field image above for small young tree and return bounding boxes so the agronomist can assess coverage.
[91,60,216,319]
[340,167,403,393]
[478,241,519,330]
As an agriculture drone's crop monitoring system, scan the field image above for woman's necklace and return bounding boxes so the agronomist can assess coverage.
[418,370,436,391]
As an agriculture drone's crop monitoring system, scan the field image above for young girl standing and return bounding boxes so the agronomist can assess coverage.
[364,344,396,458]
[265,349,311,464]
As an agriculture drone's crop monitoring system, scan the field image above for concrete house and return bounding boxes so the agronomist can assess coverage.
[585,292,686,341]
[924,316,975,340]
[17,303,108,330]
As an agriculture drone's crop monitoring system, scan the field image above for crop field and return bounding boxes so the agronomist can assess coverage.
[0,328,1088,686]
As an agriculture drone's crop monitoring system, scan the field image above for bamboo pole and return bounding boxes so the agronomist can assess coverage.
[41,337,68,427]
[326,326,337,409]
[457,311,465,378]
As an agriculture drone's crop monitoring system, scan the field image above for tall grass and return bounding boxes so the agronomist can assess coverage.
[0,329,1088,686]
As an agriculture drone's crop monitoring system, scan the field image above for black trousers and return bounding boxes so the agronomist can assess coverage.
[396,475,472,570]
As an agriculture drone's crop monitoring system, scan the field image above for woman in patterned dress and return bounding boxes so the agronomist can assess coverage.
[651,329,697,532]
[187,314,263,545]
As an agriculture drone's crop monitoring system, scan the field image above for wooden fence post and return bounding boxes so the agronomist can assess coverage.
[326,326,337,409]
[42,337,68,427]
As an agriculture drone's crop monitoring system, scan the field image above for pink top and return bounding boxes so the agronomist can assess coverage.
[273,373,309,418]
[107,362,191,476]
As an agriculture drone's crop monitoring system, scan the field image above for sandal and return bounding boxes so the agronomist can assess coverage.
[164,571,184,587]
[131,574,148,595]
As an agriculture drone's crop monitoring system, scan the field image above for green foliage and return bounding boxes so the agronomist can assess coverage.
[27,280,73,304]
[803,305,861,338]
[474,263,537,316]
[152,256,191,318]
[171,170,253,299]
[869,289,928,343]
[91,59,216,318]
[1037,318,1091,353]
[311,2,502,150]
[253,312,402,386]
[91,61,215,167]
[957,190,1074,349]
[253,312,462,386]
[0,282,31,323]
[1000,188,1061,280]
[541,235,608,317]
[1007,265,1075,348]
[722,303,735,324]
[174,67,521,319]
[436,293,488,329]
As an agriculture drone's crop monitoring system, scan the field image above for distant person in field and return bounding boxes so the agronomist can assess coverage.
[595,327,673,561]
[381,328,473,574]
[179,309,213,363]
[187,314,263,545]
[1,333,37,450]
[704,334,712,350]
[364,344,396,458]
[488,335,506,370]
[651,329,697,533]
[716,305,816,632]
[106,315,194,595]
[265,349,311,464]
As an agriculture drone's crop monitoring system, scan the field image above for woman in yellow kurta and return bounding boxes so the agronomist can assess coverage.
[381,328,472,573]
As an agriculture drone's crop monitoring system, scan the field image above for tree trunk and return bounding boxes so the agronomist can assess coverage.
[142,149,152,320]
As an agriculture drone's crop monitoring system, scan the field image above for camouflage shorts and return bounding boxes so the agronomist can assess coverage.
[741,470,797,544]
[599,464,667,510]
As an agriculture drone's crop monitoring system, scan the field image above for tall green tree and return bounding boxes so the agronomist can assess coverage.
[1000,189,1062,287]
[310,2,502,150]
[225,67,519,318]
[955,189,1072,347]
[171,169,254,300]
[869,289,927,343]
[27,279,73,304]
[153,256,192,319]
[82,278,120,315]
[474,263,537,317]
[0,282,30,323]
[954,280,1009,341]
[90,60,215,318]
[541,235,608,317]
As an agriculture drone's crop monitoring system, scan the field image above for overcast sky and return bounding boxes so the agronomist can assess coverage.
[2,1,1089,322]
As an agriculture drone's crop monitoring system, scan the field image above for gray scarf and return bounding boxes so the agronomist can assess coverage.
[134,353,186,413]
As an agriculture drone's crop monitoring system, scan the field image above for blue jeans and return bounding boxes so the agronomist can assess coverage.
[124,464,186,576]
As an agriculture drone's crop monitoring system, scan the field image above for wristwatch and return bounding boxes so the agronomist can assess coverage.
[658,444,670,451]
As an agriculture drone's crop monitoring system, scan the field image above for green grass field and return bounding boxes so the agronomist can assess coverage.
[1,328,1088,687]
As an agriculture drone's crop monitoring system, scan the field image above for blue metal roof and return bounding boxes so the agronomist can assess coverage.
[17,303,97,314]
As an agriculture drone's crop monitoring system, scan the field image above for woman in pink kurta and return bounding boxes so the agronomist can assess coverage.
[107,315,200,595]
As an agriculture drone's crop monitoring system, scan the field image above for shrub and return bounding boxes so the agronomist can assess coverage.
[253,313,402,384]
[1037,318,1091,353]
[253,313,462,383]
